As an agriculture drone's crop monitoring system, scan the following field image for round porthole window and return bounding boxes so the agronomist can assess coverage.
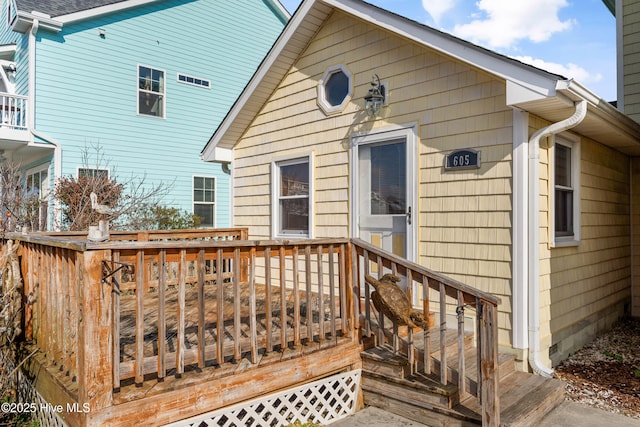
[317,65,352,114]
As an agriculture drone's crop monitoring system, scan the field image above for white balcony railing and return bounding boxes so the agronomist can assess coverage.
[0,93,27,130]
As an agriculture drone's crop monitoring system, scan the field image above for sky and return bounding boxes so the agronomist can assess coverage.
[277,0,617,102]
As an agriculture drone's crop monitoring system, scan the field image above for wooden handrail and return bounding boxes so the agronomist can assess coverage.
[350,238,501,306]
[350,238,500,426]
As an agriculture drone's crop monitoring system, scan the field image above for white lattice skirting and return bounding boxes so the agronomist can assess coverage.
[164,369,362,427]
[0,350,67,427]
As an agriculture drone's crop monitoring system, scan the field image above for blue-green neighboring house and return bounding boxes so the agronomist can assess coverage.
[0,0,288,230]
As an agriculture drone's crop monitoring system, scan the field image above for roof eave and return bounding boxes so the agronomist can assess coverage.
[202,0,332,162]
[55,0,162,24]
[509,78,640,155]
[12,11,62,33]
[201,0,564,161]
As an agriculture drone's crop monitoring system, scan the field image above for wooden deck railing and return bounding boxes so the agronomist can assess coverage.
[2,230,352,414]
[103,238,351,389]
[3,229,250,410]
[2,231,500,425]
[350,238,501,426]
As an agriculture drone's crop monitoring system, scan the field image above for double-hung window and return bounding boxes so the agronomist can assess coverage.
[138,65,165,117]
[552,136,580,245]
[193,176,215,227]
[273,155,313,238]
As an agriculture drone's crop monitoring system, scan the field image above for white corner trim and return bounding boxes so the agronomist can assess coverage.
[512,108,528,350]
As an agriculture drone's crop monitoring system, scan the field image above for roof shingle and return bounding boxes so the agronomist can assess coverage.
[16,0,132,18]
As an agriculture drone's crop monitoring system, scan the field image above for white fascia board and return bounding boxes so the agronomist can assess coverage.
[201,146,233,163]
[506,80,556,105]
[324,0,559,98]
[0,44,16,61]
[56,0,162,24]
[13,11,62,33]
[266,0,291,21]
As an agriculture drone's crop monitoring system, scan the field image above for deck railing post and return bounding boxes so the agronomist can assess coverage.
[77,249,113,412]
[479,299,500,427]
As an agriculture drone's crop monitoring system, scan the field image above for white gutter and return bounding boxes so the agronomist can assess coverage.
[27,19,62,230]
[527,98,587,377]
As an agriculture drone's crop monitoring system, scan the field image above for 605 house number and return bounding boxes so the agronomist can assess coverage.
[445,149,480,170]
[451,154,471,167]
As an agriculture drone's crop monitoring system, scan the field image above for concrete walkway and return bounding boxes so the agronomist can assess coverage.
[330,401,640,426]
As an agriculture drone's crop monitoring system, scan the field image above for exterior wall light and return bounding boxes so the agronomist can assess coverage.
[364,74,386,117]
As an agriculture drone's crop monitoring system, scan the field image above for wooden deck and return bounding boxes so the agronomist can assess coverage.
[116,281,345,388]
[1,229,508,427]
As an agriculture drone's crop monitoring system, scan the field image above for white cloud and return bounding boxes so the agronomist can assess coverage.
[421,0,456,25]
[513,55,602,84]
[453,0,574,49]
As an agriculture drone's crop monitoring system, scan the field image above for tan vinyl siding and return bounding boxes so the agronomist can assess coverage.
[233,11,515,345]
[539,136,631,366]
[622,0,640,120]
[632,158,640,316]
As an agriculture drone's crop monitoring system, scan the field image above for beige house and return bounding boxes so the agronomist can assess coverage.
[202,0,640,374]
[609,0,640,317]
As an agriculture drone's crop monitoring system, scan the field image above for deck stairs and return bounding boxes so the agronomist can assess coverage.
[360,328,566,426]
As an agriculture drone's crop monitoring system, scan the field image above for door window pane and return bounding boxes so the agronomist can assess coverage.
[370,142,406,215]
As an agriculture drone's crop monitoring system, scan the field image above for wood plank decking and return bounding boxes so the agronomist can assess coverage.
[117,282,344,385]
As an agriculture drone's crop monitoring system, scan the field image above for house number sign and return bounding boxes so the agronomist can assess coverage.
[445,149,481,170]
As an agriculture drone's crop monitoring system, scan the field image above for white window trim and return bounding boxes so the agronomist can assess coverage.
[137,64,166,119]
[271,153,314,239]
[550,134,580,247]
[193,175,216,228]
[317,64,352,115]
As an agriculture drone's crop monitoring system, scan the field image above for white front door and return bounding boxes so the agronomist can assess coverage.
[352,125,417,261]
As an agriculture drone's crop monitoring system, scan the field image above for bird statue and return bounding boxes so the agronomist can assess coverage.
[90,192,113,216]
[88,192,113,242]
[365,273,428,329]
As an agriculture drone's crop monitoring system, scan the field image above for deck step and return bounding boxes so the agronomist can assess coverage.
[362,345,460,409]
[427,347,516,396]
[362,345,412,379]
[458,371,566,427]
[363,368,566,426]
[361,341,565,426]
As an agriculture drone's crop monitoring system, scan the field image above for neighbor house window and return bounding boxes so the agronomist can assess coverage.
[317,65,352,115]
[26,164,50,231]
[272,155,313,237]
[177,73,210,89]
[78,167,109,179]
[552,137,580,245]
[7,0,16,26]
[138,65,165,117]
[193,176,215,227]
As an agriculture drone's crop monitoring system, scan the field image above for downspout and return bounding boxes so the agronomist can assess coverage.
[28,19,62,230]
[528,99,587,377]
